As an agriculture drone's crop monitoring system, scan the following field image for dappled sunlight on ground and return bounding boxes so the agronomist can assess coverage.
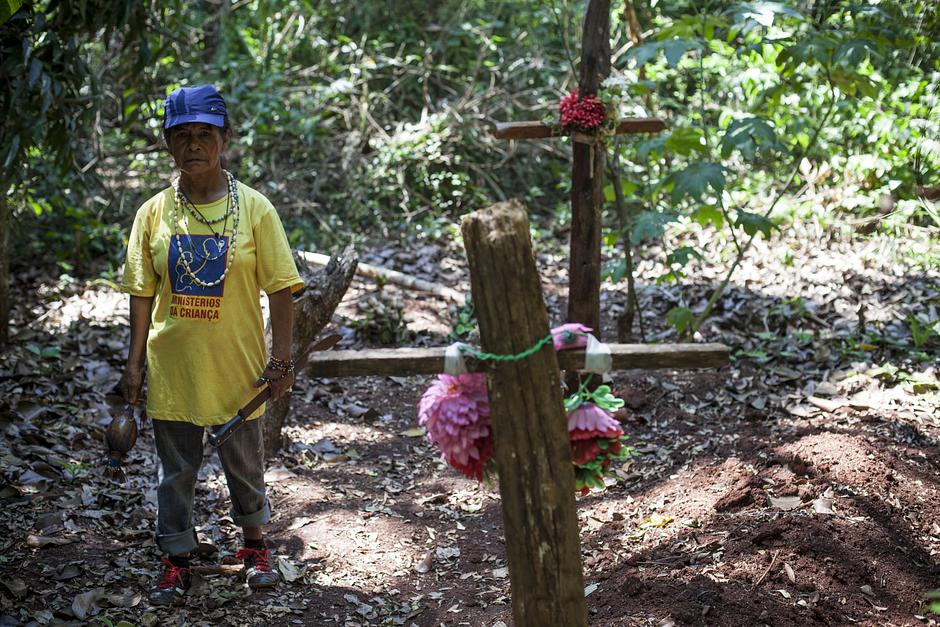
[1,211,937,624]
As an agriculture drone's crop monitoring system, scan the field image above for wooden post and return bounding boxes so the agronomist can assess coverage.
[569,0,611,336]
[461,200,588,627]
[492,3,663,345]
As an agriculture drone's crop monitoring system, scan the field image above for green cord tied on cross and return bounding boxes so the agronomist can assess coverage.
[442,324,612,375]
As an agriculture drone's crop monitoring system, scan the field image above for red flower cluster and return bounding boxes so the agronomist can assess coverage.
[417,325,633,492]
[567,402,630,495]
[559,89,607,131]
[572,438,624,467]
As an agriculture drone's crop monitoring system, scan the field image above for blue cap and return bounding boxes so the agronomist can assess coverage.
[163,84,227,129]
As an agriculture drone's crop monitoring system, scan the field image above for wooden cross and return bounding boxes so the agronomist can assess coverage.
[305,201,727,626]
[492,0,665,338]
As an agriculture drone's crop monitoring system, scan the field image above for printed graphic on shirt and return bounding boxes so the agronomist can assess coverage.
[168,234,226,321]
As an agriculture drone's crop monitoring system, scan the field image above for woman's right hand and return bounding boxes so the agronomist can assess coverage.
[117,365,144,405]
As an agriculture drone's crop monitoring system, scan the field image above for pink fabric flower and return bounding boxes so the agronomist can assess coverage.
[567,402,623,466]
[417,373,492,480]
[551,323,592,351]
[567,402,623,441]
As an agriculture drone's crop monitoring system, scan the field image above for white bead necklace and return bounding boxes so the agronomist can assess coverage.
[172,170,240,288]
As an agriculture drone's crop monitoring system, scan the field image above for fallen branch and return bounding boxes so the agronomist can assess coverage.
[298,251,466,305]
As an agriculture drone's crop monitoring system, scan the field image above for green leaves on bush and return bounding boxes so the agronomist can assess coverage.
[630,211,677,245]
[735,211,777,238]
[667,128,707,157]
[726,2,802,34]
[3,0,937,294]
[666,246,702,267]
[25,343,60,360]
[720,117,778,161]
[628,38,704,69]
[666,163,726,202]
[603,179,638,202]
[692,205,724,228]
[666,306,694,335]
[907,315,940,348]
[448,299,477,342]
[0,1,23,25]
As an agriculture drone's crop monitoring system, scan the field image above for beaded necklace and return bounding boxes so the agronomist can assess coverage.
[171,170,240,288]
[179,186,232,239]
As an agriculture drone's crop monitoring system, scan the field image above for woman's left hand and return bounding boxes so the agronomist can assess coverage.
[254,367,295,402]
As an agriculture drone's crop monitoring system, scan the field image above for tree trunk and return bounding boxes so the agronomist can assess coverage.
[578,0,611,93]
[461,200,588,627]
[262,245,357,457]
[568,141,604,336]
[568,0,611,338]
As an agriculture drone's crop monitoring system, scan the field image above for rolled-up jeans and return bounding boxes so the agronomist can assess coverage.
[152,417,271,556]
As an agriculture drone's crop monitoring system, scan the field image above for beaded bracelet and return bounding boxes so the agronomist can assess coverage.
[268,356,294,372]
[258,369,292,384]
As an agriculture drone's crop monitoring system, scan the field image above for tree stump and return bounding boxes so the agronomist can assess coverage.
[461,200,588,627]
[263,245,357,457]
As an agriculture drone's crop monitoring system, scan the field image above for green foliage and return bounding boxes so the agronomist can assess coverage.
[25,342,60,359]
[666,306,694,335]
[908,314,940,348]
[666,162,725,202]
[928,587,940,614]
[631,210,676,244]
[603,0,939,334]
[448,299,477,342]
[720,117,778,160]
[0,1,22,24]
[735,210,776,238]
[1,0,186,271]
[564,384,624,413]
[627,37,703,68]
[666,246,701,267]
[0,0,937,296]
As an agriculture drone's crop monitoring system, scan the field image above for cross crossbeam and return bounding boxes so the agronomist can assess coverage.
[306,342,727,378]
[492,109,665,336]
[493,117,666,141]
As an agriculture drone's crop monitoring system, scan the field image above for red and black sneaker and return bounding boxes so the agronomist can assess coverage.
[235,547,280,589]
[149,558,192,606]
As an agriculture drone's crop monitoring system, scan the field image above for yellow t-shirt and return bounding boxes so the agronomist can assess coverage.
[121,182,304,426]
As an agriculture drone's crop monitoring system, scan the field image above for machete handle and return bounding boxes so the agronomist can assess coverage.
[208,387,271,447]
[207,334,342,448]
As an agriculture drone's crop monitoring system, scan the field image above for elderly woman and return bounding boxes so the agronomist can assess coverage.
[118,84,304,606]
